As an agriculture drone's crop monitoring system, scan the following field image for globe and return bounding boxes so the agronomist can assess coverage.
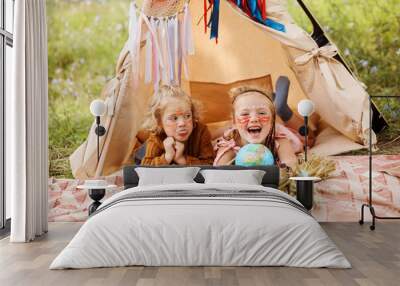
[235,144,275,166]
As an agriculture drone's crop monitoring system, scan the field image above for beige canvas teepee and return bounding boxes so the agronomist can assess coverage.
[70,0,372,179]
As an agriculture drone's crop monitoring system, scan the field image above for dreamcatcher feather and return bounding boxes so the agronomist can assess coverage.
[128,0,194,90]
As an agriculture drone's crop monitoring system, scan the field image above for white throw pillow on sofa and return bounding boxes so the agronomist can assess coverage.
[135,167,201,186]
[200,169,266,185]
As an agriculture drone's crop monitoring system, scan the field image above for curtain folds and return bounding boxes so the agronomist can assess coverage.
[8,0,48,242]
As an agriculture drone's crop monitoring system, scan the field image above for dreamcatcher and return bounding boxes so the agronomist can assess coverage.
[128,0,286,89]
[129,0,194,90]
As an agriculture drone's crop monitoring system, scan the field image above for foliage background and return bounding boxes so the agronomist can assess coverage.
[47,0,400,178]
[47,0,130,177]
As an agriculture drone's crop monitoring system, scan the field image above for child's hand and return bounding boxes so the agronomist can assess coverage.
[174,141,186,165]
[163,137,176,164]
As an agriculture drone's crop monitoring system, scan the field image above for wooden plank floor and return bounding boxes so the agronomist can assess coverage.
[0,222,399,286]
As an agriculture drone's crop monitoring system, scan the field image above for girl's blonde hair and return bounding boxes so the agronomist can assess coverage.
[142,85,201,134]
[229,86,274,106]
[228,85,276,156]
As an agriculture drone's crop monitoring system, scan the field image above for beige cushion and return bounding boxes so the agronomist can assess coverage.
[190,75,273,124]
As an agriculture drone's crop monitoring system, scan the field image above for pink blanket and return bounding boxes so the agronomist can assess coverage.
[48,155,400,222]
[313,155,400,221]
[48,174,124,222]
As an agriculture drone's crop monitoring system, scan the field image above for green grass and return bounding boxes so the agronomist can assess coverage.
[48,0,400,178]
[47,0,130,177]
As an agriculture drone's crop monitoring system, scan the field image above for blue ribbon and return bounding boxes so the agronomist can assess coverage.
[207,0,286,44]
[248,0,257,16]
[232,0,286,33]
[252,4,286,32]
[209,0,220,41]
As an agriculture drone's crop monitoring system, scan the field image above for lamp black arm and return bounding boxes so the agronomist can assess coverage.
[94,116,106,163]
[95,116,106,136]
[298,116,309,162]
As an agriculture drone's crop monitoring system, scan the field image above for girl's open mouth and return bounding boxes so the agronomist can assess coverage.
[247,126,262,136]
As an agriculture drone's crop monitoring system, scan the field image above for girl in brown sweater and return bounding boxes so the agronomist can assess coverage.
[141,85,214,166]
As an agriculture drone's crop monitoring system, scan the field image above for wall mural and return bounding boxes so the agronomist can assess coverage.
[48,0,382,180]
[46,0,400,224]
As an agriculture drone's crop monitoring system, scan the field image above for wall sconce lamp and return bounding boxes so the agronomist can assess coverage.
[90,99,107,163]
[297,99,315,162]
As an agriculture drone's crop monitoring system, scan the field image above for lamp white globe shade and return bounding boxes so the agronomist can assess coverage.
[90,99,106,116]
[297,99,315,117]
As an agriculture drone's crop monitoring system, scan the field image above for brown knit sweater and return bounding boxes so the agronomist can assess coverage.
[141,122,215,166]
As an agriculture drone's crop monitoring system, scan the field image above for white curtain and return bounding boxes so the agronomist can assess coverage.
[7,0,48,242]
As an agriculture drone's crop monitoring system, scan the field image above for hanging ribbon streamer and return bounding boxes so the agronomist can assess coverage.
[142,15,164,70]
[184,3,195,56]
[203,0,208,33]
[259,0,266,20]
[128,0,194,89]
[177,17,183,85]
[174,16,179,83]
[205,0,283,44]
[180,3,195,80]
[160,19,170,84]
[167,17,177,84]
[208,0,220,43]
[151,18,160,91]
[228,0,286,32]
[180,9,189,79]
